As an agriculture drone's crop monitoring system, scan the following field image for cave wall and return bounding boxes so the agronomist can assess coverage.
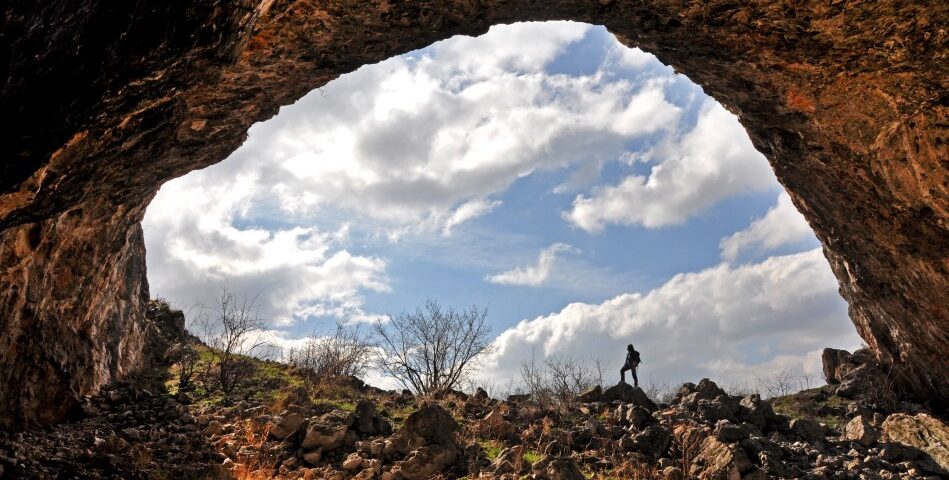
[0,0,946,427]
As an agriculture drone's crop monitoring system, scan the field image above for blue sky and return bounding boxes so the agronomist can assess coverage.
[143,22,861,389]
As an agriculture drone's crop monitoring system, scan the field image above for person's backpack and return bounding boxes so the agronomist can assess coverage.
[629,350,641,364]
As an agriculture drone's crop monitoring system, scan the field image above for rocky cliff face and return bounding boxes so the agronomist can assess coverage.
[1,0,946,427]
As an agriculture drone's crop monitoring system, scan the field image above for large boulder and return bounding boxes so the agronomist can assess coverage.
[354,400,381,435]
[269,411,305,440]
[631,424,672,459]
[392,405,458,454]
[844,415,880,447]
[882,413,949,472]
[301,410,354,451]
[675,379,728,410]
[391,444,458,480]
[790,418,824,443]
[602,383,658,411]
[689,436,754,479]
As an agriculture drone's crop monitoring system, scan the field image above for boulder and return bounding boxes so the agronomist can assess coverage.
[602,383,658,411]
[882,413,949,472]
[790,418,824,443]
[393,405,458,454]
[844,416,880,447]
[822,348,856,384]
[578,385,602,403]
[269,412,305,440]
[737,395,769,432]
[696,396,739,423]
[626,405,657,430]
[531,456,586,480]
[392,444,458,480]
[676,379,728,408]
[301,410,354,451]
[631,424,672,459]
[474,387,490,402]
[689,436,754,479]
[482,406,516,438]
[354,400,379,435]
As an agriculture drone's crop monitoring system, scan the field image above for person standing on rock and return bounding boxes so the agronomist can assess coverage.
[620,344,641,387]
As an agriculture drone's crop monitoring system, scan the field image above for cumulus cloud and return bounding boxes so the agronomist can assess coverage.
[143,171,390,326]
[720,192,816,262]
[486,243,579,287]
[564,100,777,231]
[441,198,502,236]
[208,22,679,237]
[479,249,860,387]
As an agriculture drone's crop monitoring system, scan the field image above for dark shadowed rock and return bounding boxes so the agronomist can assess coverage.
[603,383,658,411]
[632,424,672,459]
[353,400,378,435]
[393,405,458,454]
[578,385,602,403]
[791,418,824,443]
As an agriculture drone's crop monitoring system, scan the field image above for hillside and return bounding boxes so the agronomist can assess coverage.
[1,303,946,480]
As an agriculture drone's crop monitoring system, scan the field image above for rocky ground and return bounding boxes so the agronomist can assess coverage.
[2,305,947,479]
[3,367,948,479]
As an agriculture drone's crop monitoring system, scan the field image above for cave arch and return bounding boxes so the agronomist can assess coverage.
[0,1,945,427]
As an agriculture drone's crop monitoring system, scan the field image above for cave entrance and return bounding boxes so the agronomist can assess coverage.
[142,22,861,394]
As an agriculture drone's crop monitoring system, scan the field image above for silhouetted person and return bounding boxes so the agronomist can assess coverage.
[620,344,641,387]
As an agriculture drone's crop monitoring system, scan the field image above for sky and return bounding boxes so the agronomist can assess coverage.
[142,22,862,392]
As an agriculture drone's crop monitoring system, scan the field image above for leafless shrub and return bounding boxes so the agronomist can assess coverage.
[642,376,677,404]
[176,344,200,391]
[194,288,270,394]
[518,350,608,407]
[286,321,374,384]
[373,299,494,395]
[761,368,796,398]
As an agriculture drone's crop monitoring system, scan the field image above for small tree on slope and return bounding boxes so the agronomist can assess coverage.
[373,299,494,395]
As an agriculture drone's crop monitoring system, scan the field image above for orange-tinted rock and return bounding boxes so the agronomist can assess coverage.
[1,0,946,427]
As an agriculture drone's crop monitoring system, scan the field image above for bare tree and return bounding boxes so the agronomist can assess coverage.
[519,351,608,407]
[762,368,796,398]
[195,288,270,394]
[287,321,374,383]
[373,299,494,395]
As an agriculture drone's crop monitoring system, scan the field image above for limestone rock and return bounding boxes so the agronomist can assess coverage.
[631,424,672,459]
[844,416,880,447]
[602,383,658,411]
[1,0,947,430]
[393,405,458,454]
[689,436,754,479]
[882,413,949,472]
[269,412,305,440]
[301,410,353,451]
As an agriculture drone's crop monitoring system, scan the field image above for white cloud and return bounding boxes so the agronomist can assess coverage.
[720,192,816,262]
[479,249,860,388]
[206,22,678,238]
[143,171,390,327]
[564,100,778,231]
[486,243,579,287]
[441,198,502,236]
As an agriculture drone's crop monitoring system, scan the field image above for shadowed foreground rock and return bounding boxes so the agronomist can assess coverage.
[1,0,947,427]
